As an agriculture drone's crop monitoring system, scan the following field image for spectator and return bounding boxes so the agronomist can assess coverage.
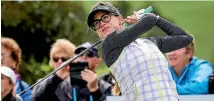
[1,37,32,101]
[1,66,23,101]
[86,2,193,101]
[167,41,213,94]
[32,39,76,101]
[55,42,112,101]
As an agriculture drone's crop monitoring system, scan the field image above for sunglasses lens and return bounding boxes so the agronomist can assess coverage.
[62,57,69,62]
[80,51,93,57]
[78,49,97,57]
[53,57,69,62]
[53,58,59,62]
[86,52,94,57]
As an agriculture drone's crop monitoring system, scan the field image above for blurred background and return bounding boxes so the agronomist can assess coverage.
[1,1,214,85]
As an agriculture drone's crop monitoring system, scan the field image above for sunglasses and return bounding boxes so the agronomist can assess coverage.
[53,57,70,63]
[78,50,97,58]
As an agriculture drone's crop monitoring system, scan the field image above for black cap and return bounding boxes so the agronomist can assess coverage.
[87,2,121,27]
[75,42,98,57]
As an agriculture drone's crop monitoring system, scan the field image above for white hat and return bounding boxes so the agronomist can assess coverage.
[1,66,16,84]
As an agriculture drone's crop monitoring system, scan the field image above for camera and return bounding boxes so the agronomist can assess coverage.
[69,62,89,87]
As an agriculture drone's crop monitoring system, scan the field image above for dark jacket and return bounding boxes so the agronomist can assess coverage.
[55,74,112,101]
[32,73,112,101]
[32,74,63,101]
[2,92,23,101]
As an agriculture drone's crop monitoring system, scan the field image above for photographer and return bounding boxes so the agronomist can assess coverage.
[32,41,112,101]
[55,42,112,101]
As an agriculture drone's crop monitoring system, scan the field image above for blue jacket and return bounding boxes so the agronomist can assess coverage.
[169,56,213,95]
[16,79,32,101]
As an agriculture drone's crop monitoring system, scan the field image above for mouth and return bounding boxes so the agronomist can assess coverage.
[56,63,62,66]
[102,27,109,32]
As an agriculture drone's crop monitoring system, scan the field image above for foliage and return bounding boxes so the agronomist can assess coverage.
[1,1,89,84]
[2,1,88,61]
[20,57,52,85]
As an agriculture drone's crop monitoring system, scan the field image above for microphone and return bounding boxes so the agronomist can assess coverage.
[123,6,153,27]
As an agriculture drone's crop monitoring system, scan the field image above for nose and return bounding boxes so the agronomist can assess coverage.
[100,21,106,28]
[81,55,88,59]
[56,59,63,63]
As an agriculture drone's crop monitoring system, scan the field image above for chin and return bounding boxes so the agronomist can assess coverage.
[105,31,114,37]
[101,33,109,39]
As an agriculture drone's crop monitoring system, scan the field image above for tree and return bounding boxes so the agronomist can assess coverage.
[1,1,92,84]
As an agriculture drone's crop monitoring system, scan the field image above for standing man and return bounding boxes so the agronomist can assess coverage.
[55,42,112,101]
[32,41,112,101]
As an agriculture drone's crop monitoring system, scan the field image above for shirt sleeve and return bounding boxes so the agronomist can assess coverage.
[146,17,193,53]
[19,81,32,101]
[90,88,103,101]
